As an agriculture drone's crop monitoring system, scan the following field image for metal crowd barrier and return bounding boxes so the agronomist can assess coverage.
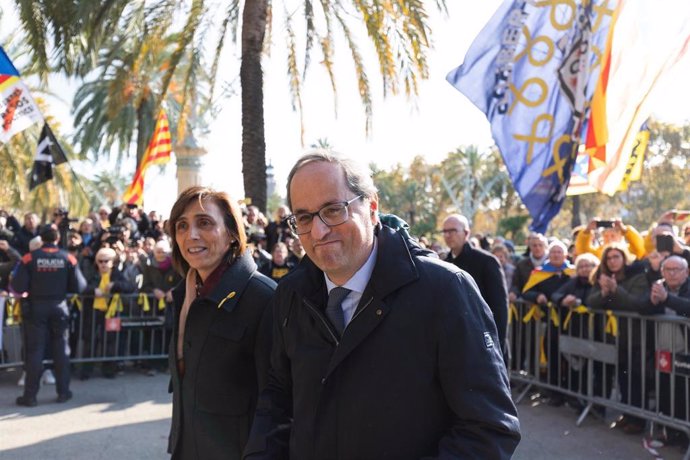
[0,293,171,370]
[508,298,690,459]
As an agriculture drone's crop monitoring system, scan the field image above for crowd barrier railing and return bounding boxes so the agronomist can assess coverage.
[509,298,690,459]
[0,293,171,370]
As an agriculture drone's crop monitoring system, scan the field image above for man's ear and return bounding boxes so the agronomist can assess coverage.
[369,198,379,222]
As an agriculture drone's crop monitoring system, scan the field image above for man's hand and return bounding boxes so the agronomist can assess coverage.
[0,240,9,252]
[536,293,548,305]
[586,219,598,232]
[650,280,668,305]
[153,288,165,300]
[613,218,627,233]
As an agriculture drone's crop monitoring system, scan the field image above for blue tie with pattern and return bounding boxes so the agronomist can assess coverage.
[326,287,351,335]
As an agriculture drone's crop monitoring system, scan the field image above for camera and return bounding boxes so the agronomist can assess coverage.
[596,220,614,228]
[105,225,124,244]
[56,210,78,231]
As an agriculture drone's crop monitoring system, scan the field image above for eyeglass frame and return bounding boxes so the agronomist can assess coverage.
[286,195,363,235]
[661,266,687,274]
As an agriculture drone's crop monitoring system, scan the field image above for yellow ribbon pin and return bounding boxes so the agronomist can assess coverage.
[217,291,236,309]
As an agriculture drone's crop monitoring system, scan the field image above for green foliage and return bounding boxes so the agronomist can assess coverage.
[496,215,530,243]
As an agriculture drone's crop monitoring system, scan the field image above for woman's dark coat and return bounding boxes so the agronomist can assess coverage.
[168,251,276,460]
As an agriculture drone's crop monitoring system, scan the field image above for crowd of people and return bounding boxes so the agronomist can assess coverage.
[4,158,690,455]
[493,214,690,448]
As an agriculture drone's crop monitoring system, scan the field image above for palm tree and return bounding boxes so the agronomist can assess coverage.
[0,33,90,215]
[15,0,447,212]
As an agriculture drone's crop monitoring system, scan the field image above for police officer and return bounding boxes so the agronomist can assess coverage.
[12,223,86,406]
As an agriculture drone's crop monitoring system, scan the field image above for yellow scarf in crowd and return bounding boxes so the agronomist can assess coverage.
[93,273,111,311]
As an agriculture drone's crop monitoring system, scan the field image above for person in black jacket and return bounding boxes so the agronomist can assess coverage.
[167,186,276,460]
[12,212,40,255]
[551,252,599,400]
[645,255,690,447]
[11,224,86,406]
[442,214,509,358]
[244,151,520,459]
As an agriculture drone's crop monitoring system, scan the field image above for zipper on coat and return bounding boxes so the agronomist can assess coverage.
[303,299,340,346]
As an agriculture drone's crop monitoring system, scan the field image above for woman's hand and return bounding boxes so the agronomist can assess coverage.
[562,294,578,307]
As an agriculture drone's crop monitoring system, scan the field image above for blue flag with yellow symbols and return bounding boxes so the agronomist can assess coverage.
[447,0,617,233]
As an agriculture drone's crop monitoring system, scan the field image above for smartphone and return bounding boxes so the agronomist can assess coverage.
[596,220,614,228]
[656,234,675,252]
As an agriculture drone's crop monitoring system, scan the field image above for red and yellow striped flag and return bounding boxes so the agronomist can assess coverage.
[122,110,172,206]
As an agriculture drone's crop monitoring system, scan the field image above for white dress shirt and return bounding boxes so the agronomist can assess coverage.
[324,238,378,327]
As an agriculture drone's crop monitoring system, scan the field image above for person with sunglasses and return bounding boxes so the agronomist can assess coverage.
[80,247,136,380]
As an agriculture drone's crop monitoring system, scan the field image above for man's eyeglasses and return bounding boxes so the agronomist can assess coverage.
[440,228,459,235]
[96,259,113,264]
[286,196,362,235]
[662,266,686,274]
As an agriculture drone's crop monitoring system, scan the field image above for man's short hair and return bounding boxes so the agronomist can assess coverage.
[444,214,470,233]
[286,149,378,209]
[39,224,59,243]
[29,236,43,251]
[661,254,689,270]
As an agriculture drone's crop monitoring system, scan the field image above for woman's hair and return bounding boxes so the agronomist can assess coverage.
[589,243,631,283]
[168,186,247,275]
[574,252,600,270]
[96,247,117,261]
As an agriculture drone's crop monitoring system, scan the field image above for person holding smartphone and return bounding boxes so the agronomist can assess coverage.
[575,218,645,260]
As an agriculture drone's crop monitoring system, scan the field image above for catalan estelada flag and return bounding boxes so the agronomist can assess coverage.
[0,46,43,144]
[122,110,172,206]
[568,0,690,196]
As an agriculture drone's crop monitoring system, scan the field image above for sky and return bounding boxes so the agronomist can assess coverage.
[5,1,690,216]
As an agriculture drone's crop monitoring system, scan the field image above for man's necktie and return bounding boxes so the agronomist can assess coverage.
[326,287,351,336]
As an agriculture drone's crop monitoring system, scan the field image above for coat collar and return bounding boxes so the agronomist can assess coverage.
[203,250,258,313]
[295,225,419,303]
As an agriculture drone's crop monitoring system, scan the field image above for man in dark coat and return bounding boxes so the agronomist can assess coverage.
[12,212,40,255]
[244,152,520,459]
[645,255,690,446]
[442,213,508,356]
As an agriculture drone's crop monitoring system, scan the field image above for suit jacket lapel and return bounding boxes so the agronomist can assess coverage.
[323,226,418,378]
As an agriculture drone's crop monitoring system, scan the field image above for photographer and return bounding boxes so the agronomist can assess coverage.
[576,218,645,260]
[52,207,78,249]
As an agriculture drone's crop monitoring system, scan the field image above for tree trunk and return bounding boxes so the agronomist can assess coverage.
[240,0,268,212]
[136,101,154,167]
[571,194,581,228]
